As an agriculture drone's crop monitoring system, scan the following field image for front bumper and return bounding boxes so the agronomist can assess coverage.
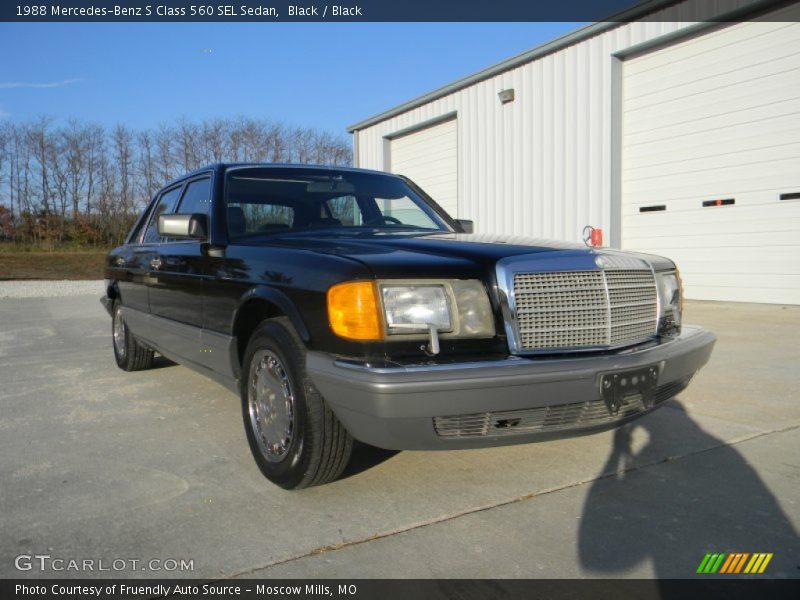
[306,326,716,450]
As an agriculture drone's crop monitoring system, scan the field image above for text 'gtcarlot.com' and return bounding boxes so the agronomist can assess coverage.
[14,554,194,572]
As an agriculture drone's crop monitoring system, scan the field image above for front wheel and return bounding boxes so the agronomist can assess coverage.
[241,317,353,489]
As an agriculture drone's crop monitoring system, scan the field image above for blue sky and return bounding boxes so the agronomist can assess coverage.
[0,22,581,135]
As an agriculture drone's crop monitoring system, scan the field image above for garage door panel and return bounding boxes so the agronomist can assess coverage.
[625,61,800,126]
[624,123,800,170]
[406,172,456,187]
[621,18,800,304]
[395,154,456,171]
[624,95,800,145]
[623,163,800,204]
[622,214,800,238]
[655,244,800,261]
[626,60,800,117]
[683,272,800,289]
[390,118,458,218]
[625,20,798,77]
[624,230,798,251]
[664,257,800,276]
[681,283,799,305]
[623,183,800,210]
[664,257,800,281]
[624,146,800,184]
[623,203,800,221]
[625,25,800,98]
[393,135,456,159]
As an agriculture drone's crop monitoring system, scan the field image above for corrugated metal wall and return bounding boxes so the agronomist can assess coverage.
[352,0,751,244]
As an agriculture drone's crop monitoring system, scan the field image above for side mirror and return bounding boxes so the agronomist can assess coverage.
[455,219,474,234]
[158,213,208,240]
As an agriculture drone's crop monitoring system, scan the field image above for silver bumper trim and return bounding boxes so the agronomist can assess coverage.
[306,326,716,450]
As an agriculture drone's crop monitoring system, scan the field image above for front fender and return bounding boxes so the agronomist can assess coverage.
[233,286,311,342]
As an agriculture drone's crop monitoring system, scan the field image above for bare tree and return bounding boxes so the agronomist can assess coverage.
[137,130,157,205]
[112,124,135,215]
[177,118,201,172]
[155,124,176,185]
[0,115,352,247]
[202,118,228,163]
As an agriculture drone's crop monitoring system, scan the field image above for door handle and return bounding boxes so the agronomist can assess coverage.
[150,257,162,270]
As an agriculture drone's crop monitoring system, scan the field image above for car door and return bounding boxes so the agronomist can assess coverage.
[144,177,214,364]
[117,186,185,340]
[114,198,156,318]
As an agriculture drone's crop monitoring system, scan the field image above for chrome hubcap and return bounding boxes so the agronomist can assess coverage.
[248,350,295,462]
[113,306,126,359]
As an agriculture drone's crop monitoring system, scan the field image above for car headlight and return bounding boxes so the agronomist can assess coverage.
[656,270,682,336]
[382,285,452,332]
[327,279,494,341]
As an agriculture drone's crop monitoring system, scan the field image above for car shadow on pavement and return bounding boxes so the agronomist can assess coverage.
[577,401,798,580]
[151,355,177,369]
[339,442,400,480]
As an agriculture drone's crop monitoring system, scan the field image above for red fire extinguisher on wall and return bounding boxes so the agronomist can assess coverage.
[582,225,603,247]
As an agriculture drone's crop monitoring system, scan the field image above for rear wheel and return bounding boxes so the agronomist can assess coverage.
[112,300,154,371]
[241,317,353,489]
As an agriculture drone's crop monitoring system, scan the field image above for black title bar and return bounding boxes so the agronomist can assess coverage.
[2,0,798,22]
[4,579,800,600]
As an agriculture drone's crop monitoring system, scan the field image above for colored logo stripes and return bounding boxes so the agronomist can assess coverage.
[696,552,773,574]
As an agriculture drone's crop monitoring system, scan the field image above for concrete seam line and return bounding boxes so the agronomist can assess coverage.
[218,422,800,580]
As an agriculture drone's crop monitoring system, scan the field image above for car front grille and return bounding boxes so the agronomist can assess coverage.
[432,376,691,439]
[513,269,658,351]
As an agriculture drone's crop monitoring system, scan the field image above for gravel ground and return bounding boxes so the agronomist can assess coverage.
[0,279,104,299]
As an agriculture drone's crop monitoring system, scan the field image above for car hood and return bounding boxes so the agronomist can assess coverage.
[252,232,674,279]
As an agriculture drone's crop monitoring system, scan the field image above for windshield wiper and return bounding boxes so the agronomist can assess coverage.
[353,227,442,237]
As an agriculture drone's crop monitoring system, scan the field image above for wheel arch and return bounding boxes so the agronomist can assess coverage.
[232,288,310,372]
[106,280,120,300]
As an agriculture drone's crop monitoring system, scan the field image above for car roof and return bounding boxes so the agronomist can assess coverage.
[156,163,402,199]
[186,162,393,179]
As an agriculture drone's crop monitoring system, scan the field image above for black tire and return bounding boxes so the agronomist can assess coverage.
[112,299,154,372]
[240,317,353,489]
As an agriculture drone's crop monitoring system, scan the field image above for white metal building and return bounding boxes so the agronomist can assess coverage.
[348,0,800,304]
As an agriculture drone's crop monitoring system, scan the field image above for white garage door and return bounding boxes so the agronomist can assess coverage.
[621,16,800,304]
[390,117,458,218]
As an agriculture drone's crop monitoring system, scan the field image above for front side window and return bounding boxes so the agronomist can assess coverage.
[142,186,183,244]
[177,177,212,215]
[224,168,451,240]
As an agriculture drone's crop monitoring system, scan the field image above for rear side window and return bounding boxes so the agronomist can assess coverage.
[177,177,212,215]
[142,186,183,244]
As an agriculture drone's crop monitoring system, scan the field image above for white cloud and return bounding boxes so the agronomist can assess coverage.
[0,78,84,89]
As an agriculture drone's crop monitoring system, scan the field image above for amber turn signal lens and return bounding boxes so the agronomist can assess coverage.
[327,281,383,340]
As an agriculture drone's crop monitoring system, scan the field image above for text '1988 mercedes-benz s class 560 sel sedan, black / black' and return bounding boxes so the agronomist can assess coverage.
[102,163,716,489]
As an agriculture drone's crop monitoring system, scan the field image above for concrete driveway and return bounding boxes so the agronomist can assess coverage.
[1,291,798,579]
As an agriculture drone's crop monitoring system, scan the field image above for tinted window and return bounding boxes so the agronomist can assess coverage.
[225,168,449,239]
[325,195,360,226]
[226,202,295,236]
[377,196,435,228]
[142,186,183,244]
[177,177,212,215]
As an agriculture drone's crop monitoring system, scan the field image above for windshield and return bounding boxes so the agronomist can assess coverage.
[224,167,453,239]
